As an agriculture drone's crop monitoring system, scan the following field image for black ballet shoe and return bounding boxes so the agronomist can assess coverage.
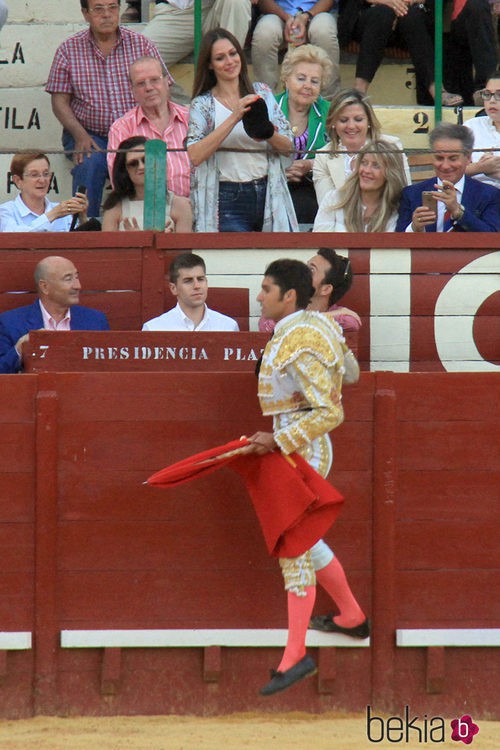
[309,613,370,639]
[259,655,317,696]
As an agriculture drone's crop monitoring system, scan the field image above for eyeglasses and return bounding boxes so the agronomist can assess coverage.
[126,156,146,169]
[479,89,500,102]
[22,171,53,180]
[132,76,164,89]
[87,3,120,15]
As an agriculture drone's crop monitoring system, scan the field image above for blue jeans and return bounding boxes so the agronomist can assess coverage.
[218,177,267,232]
[62,130,109,218]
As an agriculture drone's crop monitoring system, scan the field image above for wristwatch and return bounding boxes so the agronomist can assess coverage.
[298,8,314,23]
[452,204,465,222]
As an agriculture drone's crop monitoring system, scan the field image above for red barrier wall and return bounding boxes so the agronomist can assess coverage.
[0,370,498,719]
[0,233,498,371]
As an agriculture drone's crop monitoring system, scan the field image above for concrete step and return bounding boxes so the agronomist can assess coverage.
[6,0,84,24]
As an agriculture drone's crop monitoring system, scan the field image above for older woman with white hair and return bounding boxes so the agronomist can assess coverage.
[275,44,333,224]
[313,139,407,232]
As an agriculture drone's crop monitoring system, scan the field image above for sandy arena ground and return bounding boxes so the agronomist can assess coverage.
[0,713,498,750]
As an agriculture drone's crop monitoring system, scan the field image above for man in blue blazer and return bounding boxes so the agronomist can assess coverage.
[396,122,500,233]
[0,255,109,373]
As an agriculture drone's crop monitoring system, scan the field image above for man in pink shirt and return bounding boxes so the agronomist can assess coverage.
[108,56,190,198]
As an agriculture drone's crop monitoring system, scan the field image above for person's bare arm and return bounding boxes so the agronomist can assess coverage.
[188,94,259,166]
[266,129,294,155]
[101,204,122,231]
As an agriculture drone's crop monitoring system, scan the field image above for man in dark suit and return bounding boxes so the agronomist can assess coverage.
[396,122,500,233]
[0,255,109,373]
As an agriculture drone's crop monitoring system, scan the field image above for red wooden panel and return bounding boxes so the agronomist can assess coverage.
[326,470,373,519]
[57,518,371,574]
[0,473,34,522]
[0,376,37,421]
[26,333,268,372]
[0,651,34,720]
[395,373,500,421]
[410,316,443,365]
[324,521,372,569]
[474,297,500,364]
[40,372,262,422]
[0,246,148,291]
[397,470,499,521]
[331,422,374,471]
[79,291,142,330]
[58,569,284,628]
[58,519,265,571]
[155,231,498,251]
[56,646,371,716]
[0,292,37,313]
[55,423,253,470]
[410,315,499,368]
[0,425,35,472]
[0,525,34,571]
[341,376,377,419]
[411,273,470,316]
[0,233,154,250]
[411,247,496,274]
[394,648,500,718]
[396,521,498,568]
[58,466,251,521]
[396,570,500,623]
[334,274,370,317]
[397,421,498,470]
[0,573,33,629]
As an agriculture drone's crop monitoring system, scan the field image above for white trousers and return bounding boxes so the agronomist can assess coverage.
[143,0,252,67]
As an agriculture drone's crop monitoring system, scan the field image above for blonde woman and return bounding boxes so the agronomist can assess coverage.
[313,139,407,232]
[275,44,333,224]
[313,89,410,206]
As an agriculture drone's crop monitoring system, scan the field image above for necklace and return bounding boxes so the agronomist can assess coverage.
[290,113,308,136]
[289,107,308,136]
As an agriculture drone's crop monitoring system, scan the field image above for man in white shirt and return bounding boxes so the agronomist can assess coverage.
[143,1,253,103]
[142,252,240,331]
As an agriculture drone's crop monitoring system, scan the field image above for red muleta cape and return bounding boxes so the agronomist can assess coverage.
[147,438,344,558]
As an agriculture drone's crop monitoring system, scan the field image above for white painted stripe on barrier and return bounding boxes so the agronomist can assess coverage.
[369,248,411,372]
[0,632,32,649]
[396,629,500,647]
[60,629,370,649]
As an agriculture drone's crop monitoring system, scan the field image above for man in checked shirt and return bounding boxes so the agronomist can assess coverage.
[46,0,170,218]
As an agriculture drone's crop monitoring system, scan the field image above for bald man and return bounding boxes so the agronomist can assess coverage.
[0,256,109,373]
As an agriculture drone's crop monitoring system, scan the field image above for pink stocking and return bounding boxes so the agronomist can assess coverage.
[316,556,365,627]
[278,585,316,673]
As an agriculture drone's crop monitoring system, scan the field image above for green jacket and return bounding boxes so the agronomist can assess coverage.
[275,90,330,159]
